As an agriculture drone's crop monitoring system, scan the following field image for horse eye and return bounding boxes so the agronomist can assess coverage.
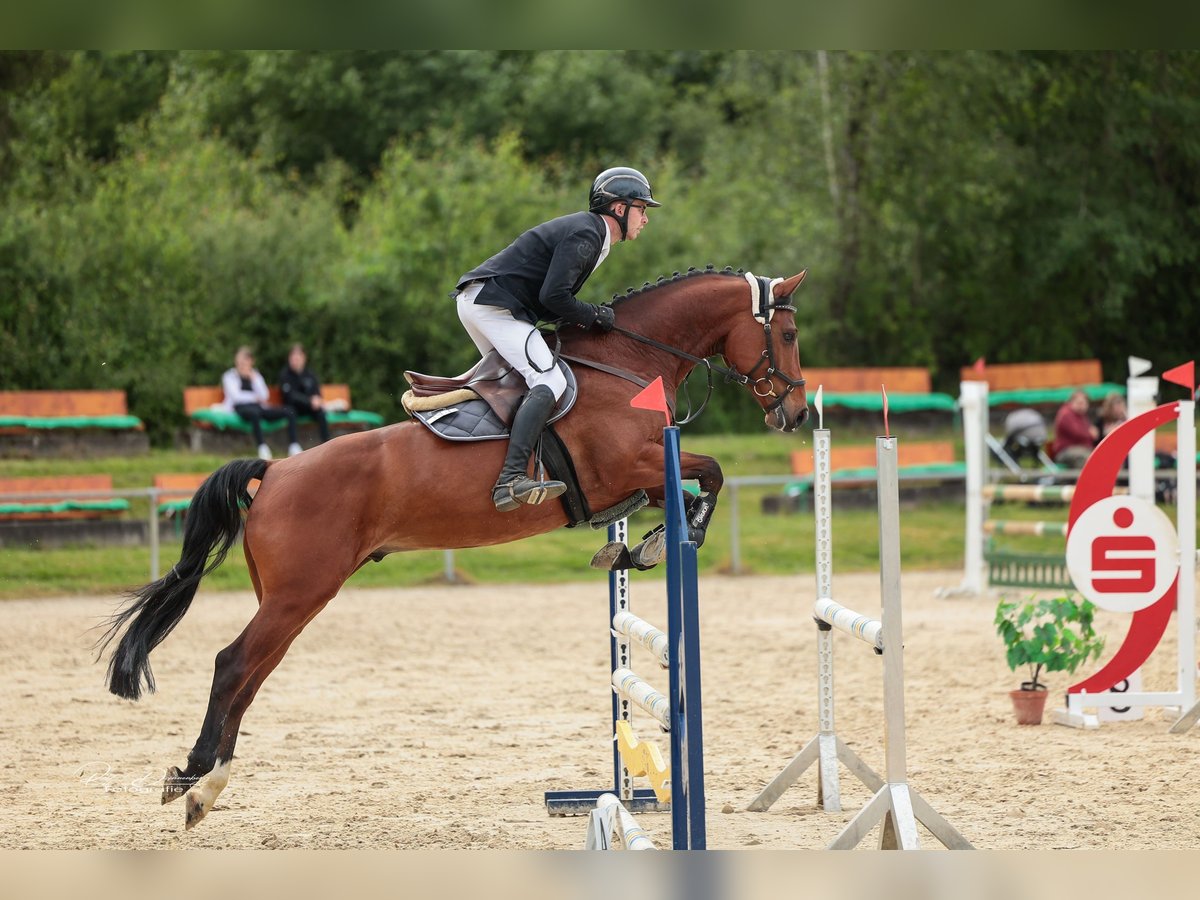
[783,331,796,344]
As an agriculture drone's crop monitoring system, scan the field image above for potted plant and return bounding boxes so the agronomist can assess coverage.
[994,594,1106,725]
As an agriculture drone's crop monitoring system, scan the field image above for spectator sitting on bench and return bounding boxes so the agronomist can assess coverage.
[1051,389,1099,469]
[1095,391,1127,440]
[278,342,331,445]
[222,346,300,460]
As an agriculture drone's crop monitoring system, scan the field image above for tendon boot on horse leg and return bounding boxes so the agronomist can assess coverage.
[591,491,719,571]
[492,384,567,512]
[686,490,719,545]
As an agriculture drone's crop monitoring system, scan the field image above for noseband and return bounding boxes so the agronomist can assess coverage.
[598,271,806,425]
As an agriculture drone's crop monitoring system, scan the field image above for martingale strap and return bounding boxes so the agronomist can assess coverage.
[559,352,678,420]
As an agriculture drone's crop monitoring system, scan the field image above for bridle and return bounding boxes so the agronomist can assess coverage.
[741,273,808,416]
[594,272,807,425]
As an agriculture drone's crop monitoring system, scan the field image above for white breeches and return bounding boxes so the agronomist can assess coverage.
[457,289,568,400]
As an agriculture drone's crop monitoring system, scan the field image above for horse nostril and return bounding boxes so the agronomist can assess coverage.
[798,407,810,427]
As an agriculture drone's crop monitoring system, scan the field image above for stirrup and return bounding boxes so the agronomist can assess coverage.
[492,476,567,512]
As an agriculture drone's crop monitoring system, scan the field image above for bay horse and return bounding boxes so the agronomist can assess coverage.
[100,266,809,830]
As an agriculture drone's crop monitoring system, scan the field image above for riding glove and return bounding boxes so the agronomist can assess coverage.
[592,305,616,332]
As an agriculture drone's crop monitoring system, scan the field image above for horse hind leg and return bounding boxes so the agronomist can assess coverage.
[161,540,269,808]
[179,639,295,829]
[166,592,332,830]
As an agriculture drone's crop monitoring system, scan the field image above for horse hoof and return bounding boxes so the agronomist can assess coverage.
[162,766,188,805]
[184,790,208,830]
[591,541,633,571]
[631,530,666,570]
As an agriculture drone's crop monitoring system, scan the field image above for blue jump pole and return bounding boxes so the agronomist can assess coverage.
[545,425,707,850]
[664,425,706,849]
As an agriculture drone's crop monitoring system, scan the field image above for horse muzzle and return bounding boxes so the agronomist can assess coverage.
[765,402,810,433]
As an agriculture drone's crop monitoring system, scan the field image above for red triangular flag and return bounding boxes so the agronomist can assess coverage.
[972,357,986,374]
[630,376,671,427]
[882,384,890,438]
[1163,361,1196,398]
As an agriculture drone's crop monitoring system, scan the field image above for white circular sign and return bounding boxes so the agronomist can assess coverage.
[1066,496,1179,613]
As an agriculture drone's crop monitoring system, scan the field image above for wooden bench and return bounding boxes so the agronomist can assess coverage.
[0,475,129,520]
[958,359,1103,392]
[183,384,383,453]
[153,472,261,518]
[0,390,148,459]
[153,473,209,534]
[184,384,355,417]
[153,473,208,508]
[790,440,958,478]
[958,359,1123,433]
[153,472,208,496]
[764,440,964,514]
[802,367,957,418]
[806,367,934,394]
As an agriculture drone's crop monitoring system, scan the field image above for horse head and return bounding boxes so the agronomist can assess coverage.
[721,270,810,433]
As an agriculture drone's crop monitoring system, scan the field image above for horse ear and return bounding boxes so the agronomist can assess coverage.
[773,270,808,299]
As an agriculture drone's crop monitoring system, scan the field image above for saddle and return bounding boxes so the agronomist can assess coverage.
[400,350,647,530]
[401,350,577,441]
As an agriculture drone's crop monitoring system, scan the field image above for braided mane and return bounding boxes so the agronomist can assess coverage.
[608,265,748,308]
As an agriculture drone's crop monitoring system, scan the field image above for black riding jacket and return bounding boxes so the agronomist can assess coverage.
[456,211,608,327]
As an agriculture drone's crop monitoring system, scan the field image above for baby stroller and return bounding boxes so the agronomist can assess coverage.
[986,408,1057,476]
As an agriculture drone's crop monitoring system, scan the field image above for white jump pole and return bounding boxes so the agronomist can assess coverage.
[585,794,658,850]
[938,380,989,597]
[1169,394,1199,733]
[1126,357,1159,504]
[747,426,884,814]
[827,437,973,851]
[748,419,973,849]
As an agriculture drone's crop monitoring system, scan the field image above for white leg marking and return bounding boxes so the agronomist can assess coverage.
[184,758,231,829]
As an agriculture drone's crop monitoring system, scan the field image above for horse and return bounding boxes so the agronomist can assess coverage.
[99,266,809,830]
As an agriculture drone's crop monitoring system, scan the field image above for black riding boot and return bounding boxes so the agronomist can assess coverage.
[491,385,567,512]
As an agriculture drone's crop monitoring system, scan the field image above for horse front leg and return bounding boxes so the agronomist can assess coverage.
[591,450,724,571]
[677,451,723,547]
[641,448,725,533]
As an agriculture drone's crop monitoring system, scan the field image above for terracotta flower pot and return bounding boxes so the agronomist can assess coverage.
[1009,688,1048,725]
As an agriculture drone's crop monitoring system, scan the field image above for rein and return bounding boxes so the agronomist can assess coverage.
[558,272,806,426]
[602,323,732,425]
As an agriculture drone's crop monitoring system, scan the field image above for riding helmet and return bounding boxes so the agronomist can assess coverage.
[589,167,662,211]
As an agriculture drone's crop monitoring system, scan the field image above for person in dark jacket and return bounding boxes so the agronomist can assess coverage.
[455,166,661,512]
[278,343,331,445]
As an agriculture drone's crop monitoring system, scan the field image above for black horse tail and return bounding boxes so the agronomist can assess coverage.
[99,458,269,701]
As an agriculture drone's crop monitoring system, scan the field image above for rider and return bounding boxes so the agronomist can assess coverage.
[454,166,661,512]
